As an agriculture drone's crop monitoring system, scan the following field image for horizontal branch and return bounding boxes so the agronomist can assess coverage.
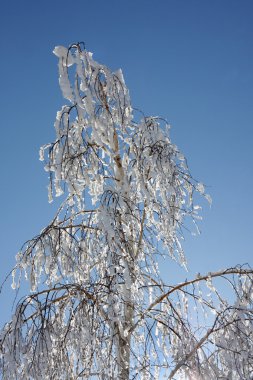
[129,266,253,334]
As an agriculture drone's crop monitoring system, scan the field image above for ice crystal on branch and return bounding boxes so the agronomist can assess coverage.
[1,43,253,380]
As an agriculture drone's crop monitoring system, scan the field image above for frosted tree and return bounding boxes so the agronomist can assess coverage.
[1,43,253,380]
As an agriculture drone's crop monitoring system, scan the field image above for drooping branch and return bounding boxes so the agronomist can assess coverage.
[129,266,253,335]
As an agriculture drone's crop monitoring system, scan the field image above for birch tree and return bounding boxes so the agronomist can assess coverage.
[1,43,253,380]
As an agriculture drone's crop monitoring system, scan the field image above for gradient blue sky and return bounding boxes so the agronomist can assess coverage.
[1,0,253,327]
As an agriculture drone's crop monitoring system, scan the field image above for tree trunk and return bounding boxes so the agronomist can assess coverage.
[118,303,133,380]
[118,334,131,380]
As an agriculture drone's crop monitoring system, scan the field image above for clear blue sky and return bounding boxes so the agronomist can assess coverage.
[0,0,253,327]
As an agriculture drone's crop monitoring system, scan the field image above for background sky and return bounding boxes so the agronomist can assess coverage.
[0,0,253,328]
